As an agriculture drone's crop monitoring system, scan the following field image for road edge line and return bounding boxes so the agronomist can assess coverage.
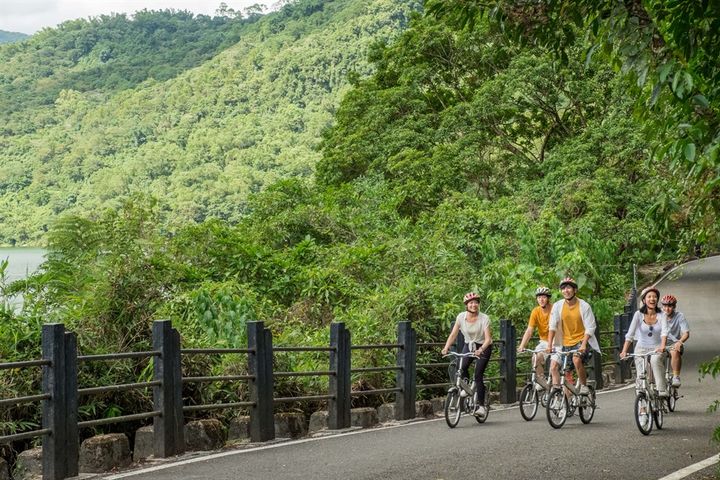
[656,453,720,480]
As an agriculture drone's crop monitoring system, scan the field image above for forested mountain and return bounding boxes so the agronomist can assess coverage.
[0,0,419,245]
[0,30,27,44]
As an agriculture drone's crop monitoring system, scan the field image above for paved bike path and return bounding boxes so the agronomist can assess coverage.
[105,257,720,480]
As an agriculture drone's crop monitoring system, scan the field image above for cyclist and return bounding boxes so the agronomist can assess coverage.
[660,294,689,387]
[517,286,552,391]
[545,277,600,395]
[442,292,493,418]
[619,286,668,396]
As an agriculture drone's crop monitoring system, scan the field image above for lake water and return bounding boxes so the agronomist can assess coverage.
[0,247,46,308]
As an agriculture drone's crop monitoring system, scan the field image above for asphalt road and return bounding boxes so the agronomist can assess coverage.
[106,257,720,480]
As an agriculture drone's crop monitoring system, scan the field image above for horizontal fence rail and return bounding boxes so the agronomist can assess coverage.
[1,288,638,480]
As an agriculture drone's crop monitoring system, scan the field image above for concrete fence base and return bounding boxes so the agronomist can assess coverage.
[308,411,329,433]
[79,434,131,473]
[350,407,378,428]
[13,447,42,480]
[274,413,307,439]
[185,419,226,452]
[228,415,251,442]
[133,426,154,463]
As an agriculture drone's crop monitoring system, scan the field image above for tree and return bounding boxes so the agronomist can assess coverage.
[426,0,720,250]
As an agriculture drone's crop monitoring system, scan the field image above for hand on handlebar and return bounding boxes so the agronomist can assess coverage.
[441,346,449,355]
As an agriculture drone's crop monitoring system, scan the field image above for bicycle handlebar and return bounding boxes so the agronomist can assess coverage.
[443,351,477,358]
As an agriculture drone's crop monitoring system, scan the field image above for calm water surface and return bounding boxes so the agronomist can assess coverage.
[1,248,46,308]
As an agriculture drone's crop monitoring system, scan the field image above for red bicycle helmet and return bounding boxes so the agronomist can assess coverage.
[559,277,577,289]
[661,294,677,306]
[463,292,480,304]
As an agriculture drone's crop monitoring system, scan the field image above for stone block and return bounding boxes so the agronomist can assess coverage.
[79,433,131,473]
[350,407,378,428]
[185,419,226,451]
[13,447,42,480]
[377,403,395,423]
[274,412,307,439]
[430,397,445,414]
[0,457,11,480]
[133,425,154,462]
[415,400,434,418]
[228,415,251,441]
[308,411,328,433]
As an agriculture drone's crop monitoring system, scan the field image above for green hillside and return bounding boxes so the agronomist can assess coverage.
[0,30,28,44]
[0,0,420,245]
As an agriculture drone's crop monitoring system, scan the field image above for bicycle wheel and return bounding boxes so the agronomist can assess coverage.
[546,389,568,429]
[653,397,664,429]
[634,393,652,435]
[667,387,677,412]
[519,384,538,421]
[579,385,596,424]
[444,390,462,428]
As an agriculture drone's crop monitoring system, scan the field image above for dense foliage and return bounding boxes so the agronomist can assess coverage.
[0,0,418,245]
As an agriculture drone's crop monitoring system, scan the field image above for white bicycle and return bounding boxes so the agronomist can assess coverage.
[625,352,667,435]
[546,348,597,429]
[518,348,551,421]
[443,351,490,428]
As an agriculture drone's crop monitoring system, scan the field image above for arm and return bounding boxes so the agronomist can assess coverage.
[475,324,493,357]
[579,301,596,353]
[517,325,534,352]
[442,321,461,355]
[620,339,633,359]
[546,303,559,353]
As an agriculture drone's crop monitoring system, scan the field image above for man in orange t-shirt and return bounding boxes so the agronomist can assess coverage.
[517,286,552,391]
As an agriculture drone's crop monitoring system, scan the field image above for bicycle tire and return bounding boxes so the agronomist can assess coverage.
[667,388,677,412]
[579,385,596,424]
[519,384,538,421]
[546,389,568,429]
[635,392,652,435]
[654,397,664,429]
[474,388,490,424]
[444,389,462,428]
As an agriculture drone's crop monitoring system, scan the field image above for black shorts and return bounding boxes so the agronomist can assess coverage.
[560,342,592,372]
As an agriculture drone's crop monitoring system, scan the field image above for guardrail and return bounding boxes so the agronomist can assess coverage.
[1,294,638,480]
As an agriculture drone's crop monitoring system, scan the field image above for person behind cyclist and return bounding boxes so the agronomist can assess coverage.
[442,292,493,418]
[545,277,600,395]
[660,294,689,387]
[619,286,669,396]
[517,286,552,391]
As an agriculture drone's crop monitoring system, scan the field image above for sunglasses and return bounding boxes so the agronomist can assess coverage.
[647,325,654,337]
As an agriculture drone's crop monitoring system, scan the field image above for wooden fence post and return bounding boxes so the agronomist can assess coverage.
[42,323,67,480]
[328,323,351,429]
[153,320,184,457]
[248,321,274,442]
[395,322,416,420]
[620,312,633,380]
[499,319,517,404]
[64,331,79,478]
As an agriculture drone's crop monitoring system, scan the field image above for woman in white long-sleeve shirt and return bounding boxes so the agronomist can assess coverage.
[620,286,668,395]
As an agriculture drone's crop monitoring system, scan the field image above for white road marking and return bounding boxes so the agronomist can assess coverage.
[657,453,720,480]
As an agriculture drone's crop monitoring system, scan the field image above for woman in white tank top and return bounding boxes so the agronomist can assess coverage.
[441,292,494,417]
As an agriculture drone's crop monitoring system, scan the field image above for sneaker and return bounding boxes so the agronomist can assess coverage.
[534,382,546,392]
[658,390,669,398]
[578,384,590,395]
[473,405,487,418]
[671,376,681,387]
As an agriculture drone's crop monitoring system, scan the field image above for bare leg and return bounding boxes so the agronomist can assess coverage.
[670,350,682,375]
[573,355,587,384]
